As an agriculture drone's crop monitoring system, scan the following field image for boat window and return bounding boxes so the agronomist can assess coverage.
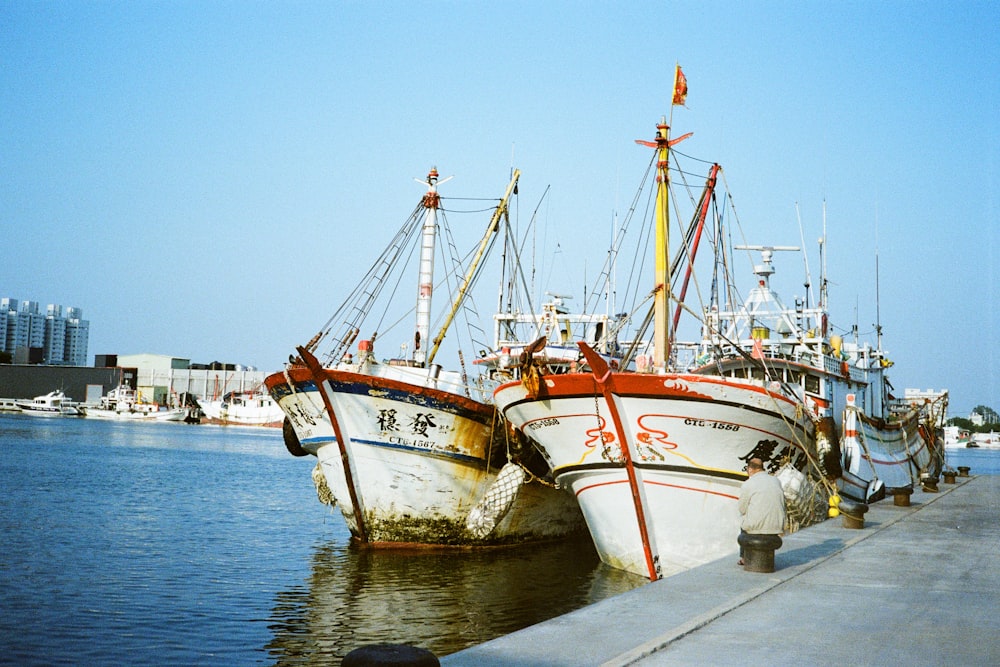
[804,374,820,394]
[786,370,801,384]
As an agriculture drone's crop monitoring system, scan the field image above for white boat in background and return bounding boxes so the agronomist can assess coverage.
[943,425,972,448]
[198,388,283,427]
[970,432,1000,448]
[16,390,79,416]
[79,384,187,422]
[267,167,586,547]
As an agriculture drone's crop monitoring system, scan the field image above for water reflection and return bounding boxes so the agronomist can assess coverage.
[266,536,646,664]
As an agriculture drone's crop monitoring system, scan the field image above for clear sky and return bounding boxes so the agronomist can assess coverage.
[2,1,997,416]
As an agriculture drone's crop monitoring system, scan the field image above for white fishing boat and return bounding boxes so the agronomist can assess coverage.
[79,384,187,422]
[969,432,1000,449]
[496,85,839,579]
[198,388,283,427]
[498,84,944,580]
[16,390,79,416]
[942,425,973,448]
[266,167,585,546]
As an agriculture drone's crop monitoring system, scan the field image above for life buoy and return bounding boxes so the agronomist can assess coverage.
[283,417,309,457]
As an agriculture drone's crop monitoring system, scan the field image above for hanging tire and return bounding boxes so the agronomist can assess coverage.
[283,417,309,457]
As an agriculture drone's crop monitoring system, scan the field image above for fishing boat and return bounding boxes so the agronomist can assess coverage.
[498,86,942,579]
[970,432,1000,449]
[495,89,837,579]
[694,255,944,504]
[79,384,187,421]
[942,425,972,448]
[16,390,79,416]
[266,167,585,546]
[198,388,283,427]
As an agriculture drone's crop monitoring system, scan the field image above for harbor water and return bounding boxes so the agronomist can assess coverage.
[0,413,645,665]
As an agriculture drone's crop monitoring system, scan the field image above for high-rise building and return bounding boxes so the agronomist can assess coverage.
[1,297,89,366]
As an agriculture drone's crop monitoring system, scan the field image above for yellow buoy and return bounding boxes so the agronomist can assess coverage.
[828,507,840,518]
[829,495,841,508]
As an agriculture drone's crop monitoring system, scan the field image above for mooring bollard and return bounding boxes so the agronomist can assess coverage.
[838,498,869,529]
[943,470,957,484]
[958,466,971,477]
[738,532,782,573]
[890,487,913,507]
[921,475,939,493]
[342,643,439,667]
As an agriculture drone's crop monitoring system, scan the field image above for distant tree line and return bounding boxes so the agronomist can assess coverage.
[947,404,999,432]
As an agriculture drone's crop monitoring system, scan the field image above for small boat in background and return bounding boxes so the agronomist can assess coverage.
[198,388,283,427]
[79,384,186,422]
[16,390,79,416]
[943,426,973,448]
[970,432,1000,449]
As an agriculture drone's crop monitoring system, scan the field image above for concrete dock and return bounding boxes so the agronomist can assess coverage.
[443,474,999,666]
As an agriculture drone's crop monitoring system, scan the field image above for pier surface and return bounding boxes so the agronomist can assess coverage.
[443,474,999,666]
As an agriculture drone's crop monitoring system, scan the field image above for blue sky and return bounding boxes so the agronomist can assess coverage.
[2,1,997,416]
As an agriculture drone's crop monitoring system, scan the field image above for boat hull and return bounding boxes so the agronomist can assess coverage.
[16,390,79,416]
[266,366,585,546]
[199,398,283,427]
[495,371,819,579]
[80,407,187,421]
[838,402,937,501]
[17,406,78,417]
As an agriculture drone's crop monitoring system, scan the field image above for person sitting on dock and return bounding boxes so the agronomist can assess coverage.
[738,457,786,565]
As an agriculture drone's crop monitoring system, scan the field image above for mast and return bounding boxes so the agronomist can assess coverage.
[426,169,520,365]
[634,118,674,370]
[413,167,451,367]
[653,120,671,369]
[634,77,692,369]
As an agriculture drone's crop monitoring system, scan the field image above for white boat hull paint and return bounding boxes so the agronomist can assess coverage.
[199,396,283,427]
[81,407,187,421]
[495,371,817,578]
[268,366,585,545]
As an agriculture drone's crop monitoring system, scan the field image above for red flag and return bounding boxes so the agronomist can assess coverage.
[672,65,687,106]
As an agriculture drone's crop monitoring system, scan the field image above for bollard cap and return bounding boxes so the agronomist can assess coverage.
[343,643,439,667]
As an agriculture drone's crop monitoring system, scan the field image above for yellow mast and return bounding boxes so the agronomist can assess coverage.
[652,118,671,370]
[645,63,688,370]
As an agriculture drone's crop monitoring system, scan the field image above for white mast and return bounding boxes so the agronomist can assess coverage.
[413,167,452,366]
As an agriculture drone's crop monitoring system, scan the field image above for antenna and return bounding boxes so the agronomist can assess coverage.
[875,202,882,352]
[819,201,828,310]
[795,203,814,308]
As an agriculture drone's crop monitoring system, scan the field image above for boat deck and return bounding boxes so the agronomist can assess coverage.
[443,473,999,666]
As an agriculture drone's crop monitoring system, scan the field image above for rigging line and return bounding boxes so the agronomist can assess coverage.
[439,205,497,214]
[517,190,551,317]
[320,202,427,363]
[503,219,544,338]
[590,154,657,321]
[619,295,656,369]
[669,147,718,166]
[315,201,424,341]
